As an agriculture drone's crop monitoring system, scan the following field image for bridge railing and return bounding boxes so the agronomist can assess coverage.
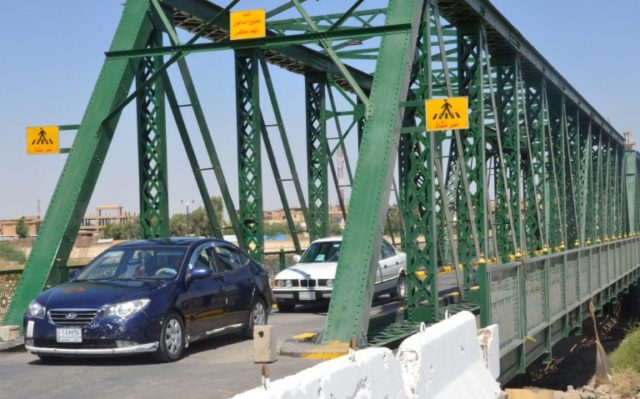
[478,237,640,382]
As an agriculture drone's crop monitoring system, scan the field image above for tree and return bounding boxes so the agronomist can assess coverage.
[385,205,402,236]
[15,217,28,238]
[101,217,140,240]
[170,196,226,237]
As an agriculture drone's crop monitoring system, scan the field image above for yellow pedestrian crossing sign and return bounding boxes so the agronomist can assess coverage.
[26,126,59,155]
[425,96,469,132]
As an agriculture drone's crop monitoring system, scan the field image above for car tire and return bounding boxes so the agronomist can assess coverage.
[391,273,406,299]
[243,298,268,339]
[276,301,295,313]
[153,312,185,362]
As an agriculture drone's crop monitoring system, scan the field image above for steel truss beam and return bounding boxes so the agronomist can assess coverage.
[137,26,170,238]
[235,50,263,261]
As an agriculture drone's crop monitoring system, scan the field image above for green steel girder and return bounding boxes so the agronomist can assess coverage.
[399,4,439,323]
[494,55,521,258]
[3,1,154,326]
[137,26,170,238]
[163,75,223,238]
[305,72,329,241]
[456,23,487,277]
[523,78,545,253]
[322,0,425,345]
[235,49,263,261]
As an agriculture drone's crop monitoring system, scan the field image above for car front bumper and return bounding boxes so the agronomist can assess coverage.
[23,311,163,357]
[272,289,332,302]
[25,342,159,356]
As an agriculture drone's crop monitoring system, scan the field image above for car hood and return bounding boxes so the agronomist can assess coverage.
[36,279,170,310]
[275,262,338,280]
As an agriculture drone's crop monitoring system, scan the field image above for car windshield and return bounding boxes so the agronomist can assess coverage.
[76,246,187,281]
[299,241,341,263]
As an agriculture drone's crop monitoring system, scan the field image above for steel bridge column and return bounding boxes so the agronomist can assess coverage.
[400,5,438,323]
[457,23,487,271]
[3,1,153,326]
[235,50,263,262]
[305,72,329,241]
[322,0,424,344]
[137,26,169,238]
[495,55,521,258]
[626,147,637,234]
[523,78,545,253]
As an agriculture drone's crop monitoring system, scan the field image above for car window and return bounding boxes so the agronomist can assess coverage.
[300,241,341,263]
[77,246,186,280]
[381,240,396,259]
[213,246,244,272]
[191,246,216,272]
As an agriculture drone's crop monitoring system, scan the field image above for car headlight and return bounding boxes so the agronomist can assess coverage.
[104,299,150,319]
[26,300,45,319]
[285,280,293,288]
[326,279,333,288]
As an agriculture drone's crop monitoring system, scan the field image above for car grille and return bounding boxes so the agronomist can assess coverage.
[48,309,97,326]
[299,279,316,288]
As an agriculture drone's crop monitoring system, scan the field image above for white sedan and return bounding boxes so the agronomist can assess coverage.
[272,237,407,312]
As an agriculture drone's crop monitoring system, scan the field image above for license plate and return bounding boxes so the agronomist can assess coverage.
[56,327,82,343]
[299,291,316,301]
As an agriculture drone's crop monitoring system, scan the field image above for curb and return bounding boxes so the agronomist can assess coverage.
[0,337,24,352]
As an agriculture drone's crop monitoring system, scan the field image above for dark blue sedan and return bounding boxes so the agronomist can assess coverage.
[23,238,273,362]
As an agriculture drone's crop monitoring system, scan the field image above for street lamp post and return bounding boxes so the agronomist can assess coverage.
[181,199,195,236]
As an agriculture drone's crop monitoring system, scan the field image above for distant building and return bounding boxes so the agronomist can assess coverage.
[0,216,41,237]
[0,205,135,238]
[263,208,305,225]
[80,205,136,236]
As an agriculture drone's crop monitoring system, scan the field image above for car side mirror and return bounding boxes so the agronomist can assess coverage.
[188,266,213,282]
[292,254,301,263]
[68,269,81,281]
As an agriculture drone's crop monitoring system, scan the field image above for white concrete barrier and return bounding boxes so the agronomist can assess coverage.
[397,311,501,399]
[231,347,407,399]
[477,324,500,381]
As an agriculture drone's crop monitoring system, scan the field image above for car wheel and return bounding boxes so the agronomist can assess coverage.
[277,301,295,313]
[391,273,406,299]
[243,298,268,339]
[153,312,185,362]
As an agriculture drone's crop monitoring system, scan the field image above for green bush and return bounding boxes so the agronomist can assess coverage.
[611,326,640,372]
[0,242,27,264]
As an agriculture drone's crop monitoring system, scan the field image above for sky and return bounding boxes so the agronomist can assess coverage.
[0,0,639,221]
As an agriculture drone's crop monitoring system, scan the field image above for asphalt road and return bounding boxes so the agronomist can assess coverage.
[0,299,404,399]
[0,275,460,399]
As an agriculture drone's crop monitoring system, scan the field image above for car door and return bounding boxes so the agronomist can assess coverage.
[379,240,401,284]
[213,244,254,325]
[179,244,228,339]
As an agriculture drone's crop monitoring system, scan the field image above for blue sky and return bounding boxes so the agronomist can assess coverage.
[0,1,638,221]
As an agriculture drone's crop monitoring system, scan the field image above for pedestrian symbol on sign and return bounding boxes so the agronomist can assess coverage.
[33,129,54,145]
[425,97,469,132]
[433,99,461,120]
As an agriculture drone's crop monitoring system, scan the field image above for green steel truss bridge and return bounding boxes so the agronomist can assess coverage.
[4,0,640,382]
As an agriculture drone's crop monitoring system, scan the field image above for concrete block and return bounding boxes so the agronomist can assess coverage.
[477,324,500,380]
[397,311,502,399]
[254,325,277,363]
[232,347,407,399]
[0,325,20,341]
